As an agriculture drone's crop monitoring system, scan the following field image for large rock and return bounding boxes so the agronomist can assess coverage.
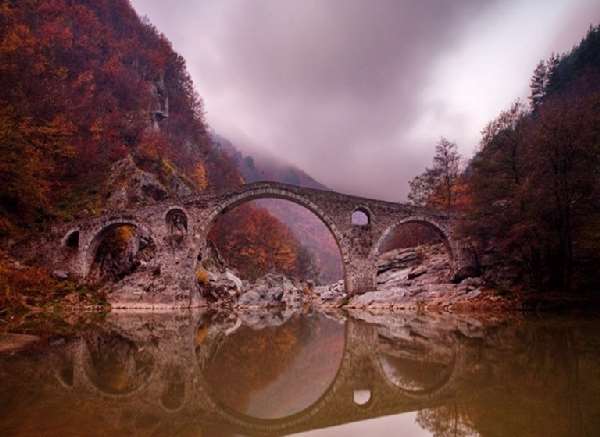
[236,273,304,309]
[105,155,193,209]
[200,268,243,304]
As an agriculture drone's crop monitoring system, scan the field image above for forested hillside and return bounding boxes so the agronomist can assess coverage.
[0,0,325,287]
[409,25,600,292]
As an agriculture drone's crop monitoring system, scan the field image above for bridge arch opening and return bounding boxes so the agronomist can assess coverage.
[351,208,370,226]
[63,229,80,250]
[165,207,188,248]
[201,191,345,292]
[86,222,156,282]
[372,218,454,286]
[165,207,188,235]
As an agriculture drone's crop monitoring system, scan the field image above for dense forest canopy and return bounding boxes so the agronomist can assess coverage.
[409,25,600,292]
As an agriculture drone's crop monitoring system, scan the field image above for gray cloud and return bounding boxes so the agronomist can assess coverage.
[131,0,600,201]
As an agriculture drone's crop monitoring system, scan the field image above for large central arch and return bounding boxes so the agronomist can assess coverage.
[196,185,350,287]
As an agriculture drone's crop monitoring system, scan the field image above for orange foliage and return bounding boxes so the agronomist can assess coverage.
[208,204,305,280]
[0,0,241,236]
[191,161,209,191]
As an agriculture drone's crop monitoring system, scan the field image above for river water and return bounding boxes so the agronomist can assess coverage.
[1,309,599,436]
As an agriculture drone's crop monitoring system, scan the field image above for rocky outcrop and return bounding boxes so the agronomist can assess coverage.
[303,243,512,312]
[196,243,503,313]
[236,273,305,310]
[196,241,307,310]
[105,155,193,209]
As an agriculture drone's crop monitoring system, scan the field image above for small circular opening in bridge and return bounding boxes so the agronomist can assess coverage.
[351,209,370,226]
[353,388,372,406]
[64,230,80,250]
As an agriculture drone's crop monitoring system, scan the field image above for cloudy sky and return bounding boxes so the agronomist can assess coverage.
[131,0,600,201]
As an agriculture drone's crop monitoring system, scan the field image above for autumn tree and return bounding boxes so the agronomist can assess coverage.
[466,68,600,290]
[408,138,461,212]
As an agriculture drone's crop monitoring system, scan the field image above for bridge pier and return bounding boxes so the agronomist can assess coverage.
[344,257,377,294]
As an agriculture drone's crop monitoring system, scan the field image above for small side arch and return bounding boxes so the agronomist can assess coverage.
[82,219,154,278]
[62,228,80,250]
[164,207,189,234]
[370,216,456,264]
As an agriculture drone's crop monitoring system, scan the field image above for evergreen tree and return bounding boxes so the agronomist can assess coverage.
[529,60,548,110]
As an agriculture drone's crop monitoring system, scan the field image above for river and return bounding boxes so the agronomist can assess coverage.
[1,309,599,436]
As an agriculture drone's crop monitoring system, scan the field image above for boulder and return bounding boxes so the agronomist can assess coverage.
[52,270,69,280]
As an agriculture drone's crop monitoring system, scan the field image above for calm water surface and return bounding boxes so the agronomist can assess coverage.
[1,310,600,436]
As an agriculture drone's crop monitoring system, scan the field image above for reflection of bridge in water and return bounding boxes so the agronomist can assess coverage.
[4,311,600,436]
[48,311,477,436]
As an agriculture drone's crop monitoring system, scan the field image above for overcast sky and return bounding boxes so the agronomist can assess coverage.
[131,0,600,201]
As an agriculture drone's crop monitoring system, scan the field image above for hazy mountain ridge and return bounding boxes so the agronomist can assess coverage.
[212,134,343,283]
[212,134,327,190]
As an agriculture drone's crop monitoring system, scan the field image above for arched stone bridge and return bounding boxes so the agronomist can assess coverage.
[48,181,477,308]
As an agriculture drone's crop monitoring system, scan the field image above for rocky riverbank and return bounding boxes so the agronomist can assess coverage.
[198,243,523,313]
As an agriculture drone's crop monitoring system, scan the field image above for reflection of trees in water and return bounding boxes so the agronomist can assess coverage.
[417,404,477,437]
[203,318,303,415]
[84,332,154,395]
[415,324,600,437]
[200,314,345,420]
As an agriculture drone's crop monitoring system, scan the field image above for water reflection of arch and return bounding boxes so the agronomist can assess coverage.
[193,316,352,434]
[67,332,160,400]
[158,364,189,413]
[370,330,465,401]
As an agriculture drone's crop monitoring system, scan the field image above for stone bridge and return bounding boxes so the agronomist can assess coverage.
[48,181,477,308]
[43,311,478,436]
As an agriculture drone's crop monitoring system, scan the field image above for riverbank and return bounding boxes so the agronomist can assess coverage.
[2,243,599,326]
[0,250,108,324]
